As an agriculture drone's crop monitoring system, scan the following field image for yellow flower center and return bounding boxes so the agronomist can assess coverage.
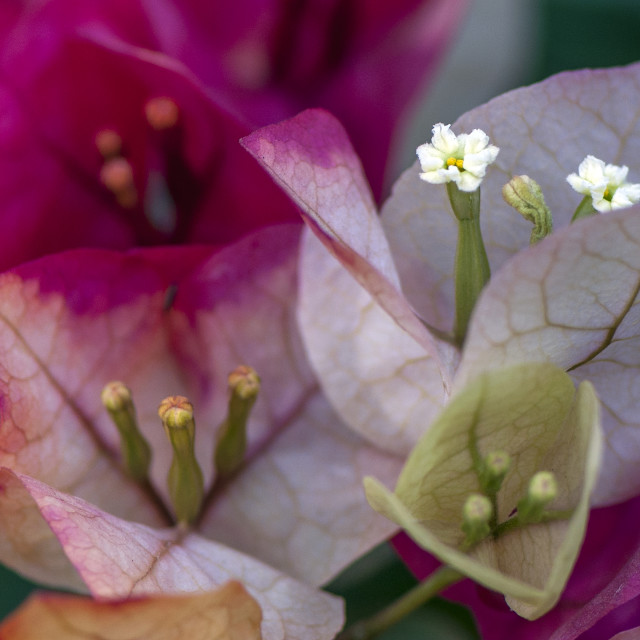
[446,157,464,170]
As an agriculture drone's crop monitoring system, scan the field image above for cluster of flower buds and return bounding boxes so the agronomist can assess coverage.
[101,365,260,527]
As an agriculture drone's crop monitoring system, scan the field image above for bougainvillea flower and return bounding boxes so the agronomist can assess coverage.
[242,61,640,628]
[394,490,640,639]
[367,363,601,618]
[3,0,468,204]
[0,12,298,271]
[0,582,262,640]
[0,225,404,639]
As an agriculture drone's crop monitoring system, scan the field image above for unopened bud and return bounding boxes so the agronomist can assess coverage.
[479,450,512,495]
[502,175,552,244]
[214,366,260,479]
[159,396,203,525]
[101,382,151,483]
[461,493,493,549]
[145,97,179,131]
[517,470,558,524]
[95,129,122,158]
[100,157,137,208]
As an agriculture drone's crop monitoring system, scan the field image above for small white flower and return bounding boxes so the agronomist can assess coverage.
[567,155,640,212]
[416,123,499,192]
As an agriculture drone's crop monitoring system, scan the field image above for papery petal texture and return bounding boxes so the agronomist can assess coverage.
[458,209,640,505]
[241,108,458,386]
[8,473,341,640]
[0,225,400,633]
[365,364,601,619]
[0,582,262,640]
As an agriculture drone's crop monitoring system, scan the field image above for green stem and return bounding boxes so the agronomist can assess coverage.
[446,183,490,345]
[335,566,463,640]
[571,195,598,222]
[494,509,573,537]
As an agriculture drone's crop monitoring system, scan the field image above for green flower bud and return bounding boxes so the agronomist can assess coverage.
[479,450,512,495]
[461,493,493,550]
[214,366,260,479]
[517,471,558,524]
[502,175,552,244]
[158,396,204,526]
[101,381,151,483]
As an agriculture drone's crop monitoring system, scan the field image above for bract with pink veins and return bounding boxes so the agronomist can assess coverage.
[243,62,640,507]
[242,61,640,633]
[0,225,402,639]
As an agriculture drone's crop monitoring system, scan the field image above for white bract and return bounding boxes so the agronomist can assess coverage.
[566,155,640,211]
[416,123,499,192]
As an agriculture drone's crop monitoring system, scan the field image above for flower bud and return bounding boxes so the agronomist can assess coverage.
[101,381,151,483]
[159,396,203,525]
[479,450,512,495]
[516,470,558,524]
[461,493,493,549]
[502,175,552,244]
[214,366,260,479]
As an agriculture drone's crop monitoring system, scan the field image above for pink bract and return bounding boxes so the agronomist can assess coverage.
[0,225,404,639]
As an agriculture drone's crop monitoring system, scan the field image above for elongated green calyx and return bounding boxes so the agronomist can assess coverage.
[479,450,512,495]
[571,195,598,222]
[214,366,260,479]
[517,471,558,524]
[461,494,493,549]
[502,175,552,244]
[446,182,491,345]
[158,396,204,526]
[101,381,151,483]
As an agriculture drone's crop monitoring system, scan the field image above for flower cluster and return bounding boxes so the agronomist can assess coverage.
[243,60,640,638]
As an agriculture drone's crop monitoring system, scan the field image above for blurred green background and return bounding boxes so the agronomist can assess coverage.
[2,0,640,636]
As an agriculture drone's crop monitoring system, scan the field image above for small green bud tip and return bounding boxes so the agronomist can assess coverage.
[158,395,203,526]
[528,471,558,504]
[479,450,512,495]
[461,494,493,549]
[516,470,558,525]
[101,381,133,413]
[462,494,493,524]
[502,175,552,244]
[101,381,151,483]
[158,396,195,431]
[228,365,260,401]
[213,366,260,479]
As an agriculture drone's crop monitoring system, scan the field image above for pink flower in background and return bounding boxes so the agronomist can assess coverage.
[0,225,404,639]
[0,0,466,272]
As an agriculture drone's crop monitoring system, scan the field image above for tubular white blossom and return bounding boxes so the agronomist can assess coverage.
[416,123,499,192]
[567,155,640,212]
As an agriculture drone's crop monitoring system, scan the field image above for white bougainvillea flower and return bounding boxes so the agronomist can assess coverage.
[566,155,640,211]
[243,63,640,626]
[0,225,408,640]
[416,123,499,192]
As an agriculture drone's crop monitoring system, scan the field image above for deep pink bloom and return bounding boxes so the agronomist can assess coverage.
[0,0,466,271]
